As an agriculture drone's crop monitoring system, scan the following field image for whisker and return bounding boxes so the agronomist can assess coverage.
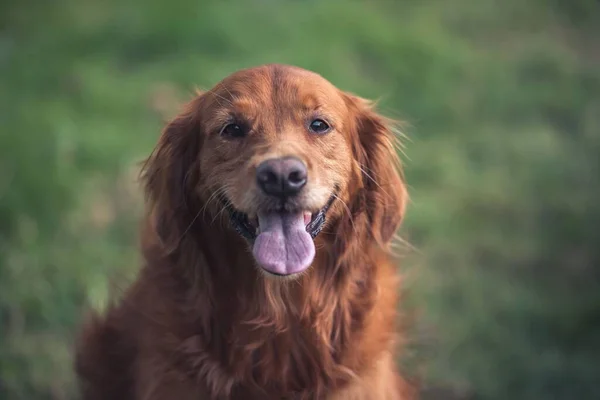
[209,186,236,226]
[212,204,230,225]
[331,193,356,235]
[220,84,236,104]
[176,183,234,244]
[359,165,388,197]
[206,85,234,108]
[176,208,203,244]
[200,185,228,220]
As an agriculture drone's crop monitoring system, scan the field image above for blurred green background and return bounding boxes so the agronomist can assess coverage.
[1,0,599,398]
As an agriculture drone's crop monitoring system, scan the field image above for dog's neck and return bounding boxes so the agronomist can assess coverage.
[144,211,382,397]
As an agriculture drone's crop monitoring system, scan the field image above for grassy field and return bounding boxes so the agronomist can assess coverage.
[1,0,599,398]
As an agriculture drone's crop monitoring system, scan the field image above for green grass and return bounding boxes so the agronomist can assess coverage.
[1,0,599,398]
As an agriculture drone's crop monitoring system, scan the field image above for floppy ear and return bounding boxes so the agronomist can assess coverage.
[140,96,204,253]
[346,94,408,246]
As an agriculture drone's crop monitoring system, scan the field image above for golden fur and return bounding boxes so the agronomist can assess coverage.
[75,64,411,399]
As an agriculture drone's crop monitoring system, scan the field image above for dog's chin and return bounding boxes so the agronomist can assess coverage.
[224,193,336,277]
[257,268,308,282]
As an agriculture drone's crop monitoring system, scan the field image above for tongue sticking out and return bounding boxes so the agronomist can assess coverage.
[252,211,315,275]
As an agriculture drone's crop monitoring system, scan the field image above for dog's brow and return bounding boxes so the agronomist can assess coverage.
[230,99,257,112]
[300,94,320,110]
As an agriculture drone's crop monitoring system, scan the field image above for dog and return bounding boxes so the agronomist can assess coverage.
[75,64,410,399]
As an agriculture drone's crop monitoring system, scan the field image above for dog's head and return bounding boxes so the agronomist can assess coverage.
[142,64,407,278]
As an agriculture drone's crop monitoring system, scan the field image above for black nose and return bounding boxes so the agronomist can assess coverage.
[256,157,307,197]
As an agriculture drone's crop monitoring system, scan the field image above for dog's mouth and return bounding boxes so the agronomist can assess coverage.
[227,198,335,241]
[224,194,336,277]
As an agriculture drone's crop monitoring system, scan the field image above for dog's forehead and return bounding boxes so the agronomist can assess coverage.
[210,65,346,112]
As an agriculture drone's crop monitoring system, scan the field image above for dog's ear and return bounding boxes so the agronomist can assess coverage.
[140,95,204,253]
[345,94,408,246]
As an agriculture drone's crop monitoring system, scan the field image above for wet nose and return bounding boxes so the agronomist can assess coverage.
[256,157,307,198]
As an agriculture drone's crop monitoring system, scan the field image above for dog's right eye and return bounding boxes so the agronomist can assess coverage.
[220,123,247,138]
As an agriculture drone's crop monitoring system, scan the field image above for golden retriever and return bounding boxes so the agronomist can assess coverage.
[75,64,411,399]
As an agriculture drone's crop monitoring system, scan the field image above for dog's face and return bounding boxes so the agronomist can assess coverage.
[143,65,406,278]
[200,66,352,225]
[198,66,354,276]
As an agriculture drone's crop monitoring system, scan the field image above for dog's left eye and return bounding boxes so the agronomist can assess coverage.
[220,123,248,138]
[308,119,331,134]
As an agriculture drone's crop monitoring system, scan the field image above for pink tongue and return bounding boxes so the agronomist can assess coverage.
[252,211,315,275]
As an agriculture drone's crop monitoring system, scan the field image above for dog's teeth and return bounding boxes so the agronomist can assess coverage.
[303,212,312,226]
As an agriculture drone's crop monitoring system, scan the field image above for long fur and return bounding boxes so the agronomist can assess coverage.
[75,64,412,399]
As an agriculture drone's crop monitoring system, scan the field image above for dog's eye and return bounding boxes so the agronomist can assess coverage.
[220,123,247,138]
[308,119,331,134]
